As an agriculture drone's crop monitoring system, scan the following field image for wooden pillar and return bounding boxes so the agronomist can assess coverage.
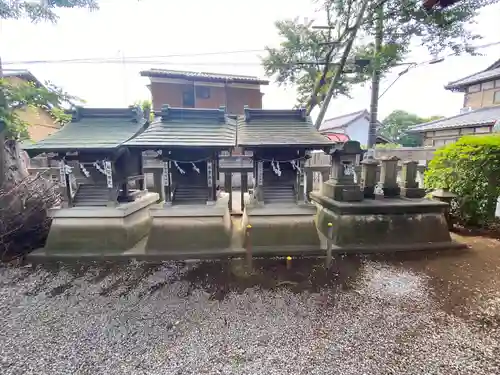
[298,158,305,203]
[224,171,232,211]
[305,169,313,202]
[207,158,215,203]
[163,161,172,205]
[256,160,263,203]
[104,160,116,207]
[138,152,144,190]
[241,171,248,212]
[58,159,73,207]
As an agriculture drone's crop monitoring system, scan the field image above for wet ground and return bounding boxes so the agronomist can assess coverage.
[0,234,499,374]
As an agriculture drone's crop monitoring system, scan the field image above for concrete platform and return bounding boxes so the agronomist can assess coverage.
[242,203,321,254]
[41,192,159,255]
[311,192,467,252]
[145,204,233,255]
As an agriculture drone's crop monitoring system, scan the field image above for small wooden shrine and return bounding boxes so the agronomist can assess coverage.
[23,106,160,255]
[126,105,235,205]
[236,107,334,255]
[237,107,333,206]
[125,105,236,255]
[23,106,149,207]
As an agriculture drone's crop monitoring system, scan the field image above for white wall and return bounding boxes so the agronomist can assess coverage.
[344,117,370,147]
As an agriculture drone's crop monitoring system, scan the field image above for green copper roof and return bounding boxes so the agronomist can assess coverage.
[23,107,147,155]
[237,108,334,148]
[125,105,236,149]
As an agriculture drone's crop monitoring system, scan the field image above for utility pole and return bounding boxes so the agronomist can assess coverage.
[367,4,384,150]
[314,0,371,130]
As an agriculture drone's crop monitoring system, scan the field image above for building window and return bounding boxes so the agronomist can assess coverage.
[433,138,456,147]
[183,88,195,108]
[494,91,500,103]
[196,86,210,99]
[468,84,481,93]
[495,79,500,88]
[482,81,494,90]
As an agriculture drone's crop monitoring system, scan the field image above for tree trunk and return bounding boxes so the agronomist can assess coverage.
[367,5,384,149]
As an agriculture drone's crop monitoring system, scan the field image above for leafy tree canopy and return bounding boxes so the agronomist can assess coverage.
[262,0,498,112]
[380,109,444,147]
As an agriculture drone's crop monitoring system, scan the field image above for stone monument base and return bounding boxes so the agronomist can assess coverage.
[242,204,321,256]
[39,192,159,255]
[145,204,232,257]
[311,192,466,252]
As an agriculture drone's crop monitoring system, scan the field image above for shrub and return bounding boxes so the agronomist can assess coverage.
[0,174,60,260]
[425,134,500,227]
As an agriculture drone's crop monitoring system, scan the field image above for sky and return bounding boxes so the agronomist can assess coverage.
[1,0,500,122]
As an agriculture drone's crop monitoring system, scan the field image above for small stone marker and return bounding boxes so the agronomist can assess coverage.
[376,156,400,199]
[400,160,426,198]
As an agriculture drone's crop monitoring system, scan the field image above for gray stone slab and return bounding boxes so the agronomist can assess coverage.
[49,192,159,218]
[149,204,229,218]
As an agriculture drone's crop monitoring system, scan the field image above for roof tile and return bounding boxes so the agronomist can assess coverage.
[319,110,368,131]
[237,108,334,148]
[125,106,236,148]
[408,106,500,133]
[445,67,500,90]
[23,107,147,154]
[140,69,269,85]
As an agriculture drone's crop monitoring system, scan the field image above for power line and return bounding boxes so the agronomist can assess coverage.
[2,49,267,66]
[4,41,500,67]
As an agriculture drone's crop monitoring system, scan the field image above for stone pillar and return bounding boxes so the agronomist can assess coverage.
[376,156,400,199]
[163,161,172,205]
[360,157,379,199]
[400,160,426,198]
[225,171,232,211]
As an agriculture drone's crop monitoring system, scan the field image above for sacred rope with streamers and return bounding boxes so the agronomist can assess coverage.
[174,161,186,175]
[92,161,106,175]
[79,163,90,178]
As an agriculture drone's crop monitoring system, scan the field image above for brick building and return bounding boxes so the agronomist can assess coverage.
[140,69,269,114]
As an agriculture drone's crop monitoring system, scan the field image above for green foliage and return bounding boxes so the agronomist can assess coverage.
[133,100,154,121]
[0,0,98,22]
[380,110,444,147]
[425,135,500,226]
[262,0,498,110]
[0,78,80,140]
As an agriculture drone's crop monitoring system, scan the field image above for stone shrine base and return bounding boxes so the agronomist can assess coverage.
[145,204,232,257]
[310,192,466,252]
[32,192,159,257]
[242,203,322,256]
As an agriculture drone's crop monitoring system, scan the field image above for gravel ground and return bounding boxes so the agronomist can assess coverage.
[0,252,499,375]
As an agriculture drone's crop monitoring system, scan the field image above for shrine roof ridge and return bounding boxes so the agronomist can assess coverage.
[237,107,334,149]
[124,104,235,149]
[159,105,226,123]
[243,107,307,123]
[71,106,147,122]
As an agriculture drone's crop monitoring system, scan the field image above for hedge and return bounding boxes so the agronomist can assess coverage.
[425,134,500,227]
